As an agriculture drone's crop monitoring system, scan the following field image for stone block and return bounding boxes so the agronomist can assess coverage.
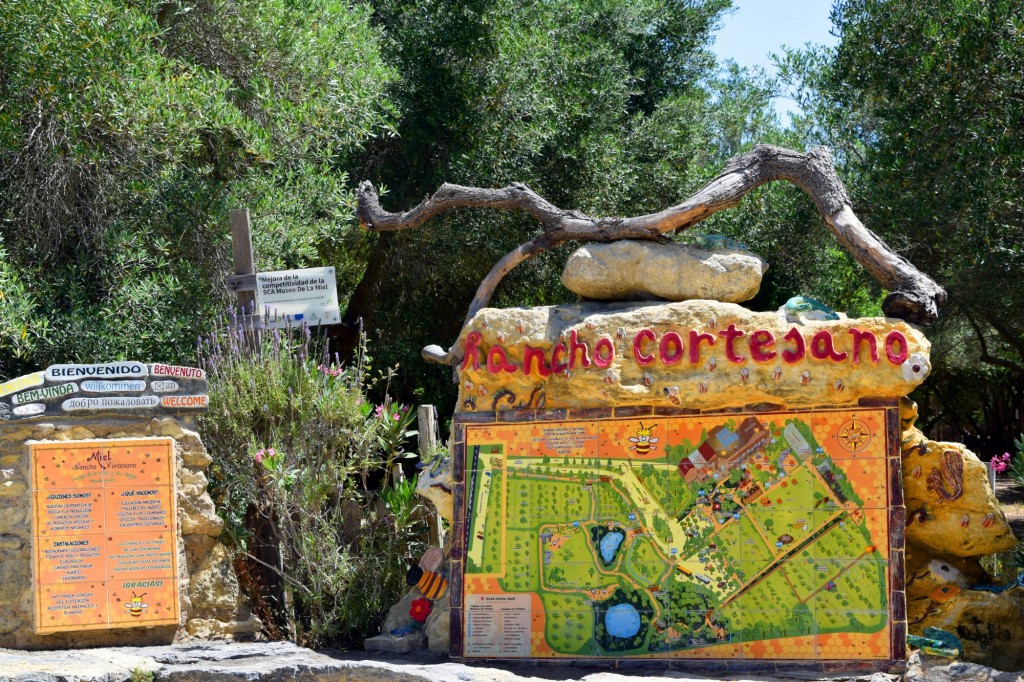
[0,534,24,550]
[561,240,767,303]
[180,465,208,492]
[0,553,29,602]
[0,504,27,530]
[184,614,262,640]
[363,632,425,654]
[902,427,1015,558]
[189,543,245,619]
[0,479,26,498]
[152,418,185,439]
[423,597,450,654]
[179,491,224,537]
[55,426,96,440]
[381,588,420,635]
[184,534,217,575]
[182,445,213,468]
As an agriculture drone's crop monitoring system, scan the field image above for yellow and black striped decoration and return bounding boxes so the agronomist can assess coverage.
[407,565,447,600]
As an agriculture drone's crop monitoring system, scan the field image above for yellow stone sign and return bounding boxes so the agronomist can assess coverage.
[455,301,931,413]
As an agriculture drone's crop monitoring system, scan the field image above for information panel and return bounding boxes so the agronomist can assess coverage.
[452,406,903,667]
[255,266,340,329]
[30,438,179,633]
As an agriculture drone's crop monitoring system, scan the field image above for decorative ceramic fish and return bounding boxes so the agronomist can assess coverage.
[780,296,840,323]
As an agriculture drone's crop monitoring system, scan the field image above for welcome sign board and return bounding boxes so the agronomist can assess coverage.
[30,439,179,633]
[450,404,904,671]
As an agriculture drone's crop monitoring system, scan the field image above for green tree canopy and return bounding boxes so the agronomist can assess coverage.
[0,0,396,375]
[778,0,1024,451]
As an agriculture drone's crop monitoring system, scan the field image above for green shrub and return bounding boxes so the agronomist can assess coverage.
[199,317,426,647]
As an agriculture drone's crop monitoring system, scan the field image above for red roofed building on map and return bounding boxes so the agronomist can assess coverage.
[677,417,770,482]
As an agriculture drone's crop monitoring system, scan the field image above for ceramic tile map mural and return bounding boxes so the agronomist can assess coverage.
[30,438,179,634]
[450,406,904,666]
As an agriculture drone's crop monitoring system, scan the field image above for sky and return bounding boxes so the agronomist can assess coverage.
[711,0,839,122]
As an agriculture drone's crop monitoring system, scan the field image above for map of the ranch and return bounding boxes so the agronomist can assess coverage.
[460,408,894,661]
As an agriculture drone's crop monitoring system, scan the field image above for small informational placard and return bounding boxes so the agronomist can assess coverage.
[30,438,179,633]
[465,594,532,657]
[255,266,340,329]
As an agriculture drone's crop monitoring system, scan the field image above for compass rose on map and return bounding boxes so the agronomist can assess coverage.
[836,417,872,453]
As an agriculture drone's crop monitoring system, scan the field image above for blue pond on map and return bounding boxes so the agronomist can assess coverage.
[599,530,625,563]
[604,603,641,639]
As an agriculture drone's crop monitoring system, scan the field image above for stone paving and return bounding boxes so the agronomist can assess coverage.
[1,641,1019,682]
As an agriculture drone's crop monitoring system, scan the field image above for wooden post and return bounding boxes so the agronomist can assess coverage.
[230,208,257,318]
[417,404,443,547]
[417,404,439,457]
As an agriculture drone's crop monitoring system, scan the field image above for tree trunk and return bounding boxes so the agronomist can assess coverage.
[355,144,947,365]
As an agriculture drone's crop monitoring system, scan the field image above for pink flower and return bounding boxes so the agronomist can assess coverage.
[992,453,1012,475]
[254,449,265,464]
[393,413,401,420]
[374,405,385,418]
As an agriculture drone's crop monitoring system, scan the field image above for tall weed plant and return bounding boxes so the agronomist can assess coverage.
[199,311,426,647]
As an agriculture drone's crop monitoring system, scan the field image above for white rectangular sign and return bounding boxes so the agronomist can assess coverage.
[62,396,160,411]
[46,362,148,382]
[254,266,340,329]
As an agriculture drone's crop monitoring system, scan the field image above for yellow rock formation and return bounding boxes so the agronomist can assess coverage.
[902,428,1016,558]
[900,398,1022,669]
[904,548,1024,670]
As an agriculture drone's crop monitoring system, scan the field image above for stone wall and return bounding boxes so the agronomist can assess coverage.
[0,416,260,648]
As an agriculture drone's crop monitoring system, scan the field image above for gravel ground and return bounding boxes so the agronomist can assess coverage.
[995,477,1024,540]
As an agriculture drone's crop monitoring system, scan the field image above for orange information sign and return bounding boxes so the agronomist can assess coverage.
[30,438,179,633]
[451,405,904,668]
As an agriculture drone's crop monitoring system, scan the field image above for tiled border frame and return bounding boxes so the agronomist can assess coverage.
[449,397,906,675]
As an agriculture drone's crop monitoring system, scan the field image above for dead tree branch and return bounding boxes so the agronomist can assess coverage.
[357,144,947,365]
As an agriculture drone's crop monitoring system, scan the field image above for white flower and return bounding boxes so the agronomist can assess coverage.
[902,353,931,382]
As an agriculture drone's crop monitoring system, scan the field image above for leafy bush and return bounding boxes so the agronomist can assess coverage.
[0,0,395,378]
[199,315,426,646]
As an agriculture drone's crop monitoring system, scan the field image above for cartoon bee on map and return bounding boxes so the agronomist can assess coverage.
[629,423,659,455]
[125,592,148,617]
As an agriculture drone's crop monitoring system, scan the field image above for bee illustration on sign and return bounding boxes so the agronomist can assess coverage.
[125,592,148,617]
[629,423,659,455]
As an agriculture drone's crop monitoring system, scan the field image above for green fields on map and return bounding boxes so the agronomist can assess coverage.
[464,414,889,656]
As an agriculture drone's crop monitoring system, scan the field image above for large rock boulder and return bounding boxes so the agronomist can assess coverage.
[902,430,1015,558]
[904,548,1024,671]
[423,595,450,654]
[900,399,1023,670]
[561,240,767,303]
